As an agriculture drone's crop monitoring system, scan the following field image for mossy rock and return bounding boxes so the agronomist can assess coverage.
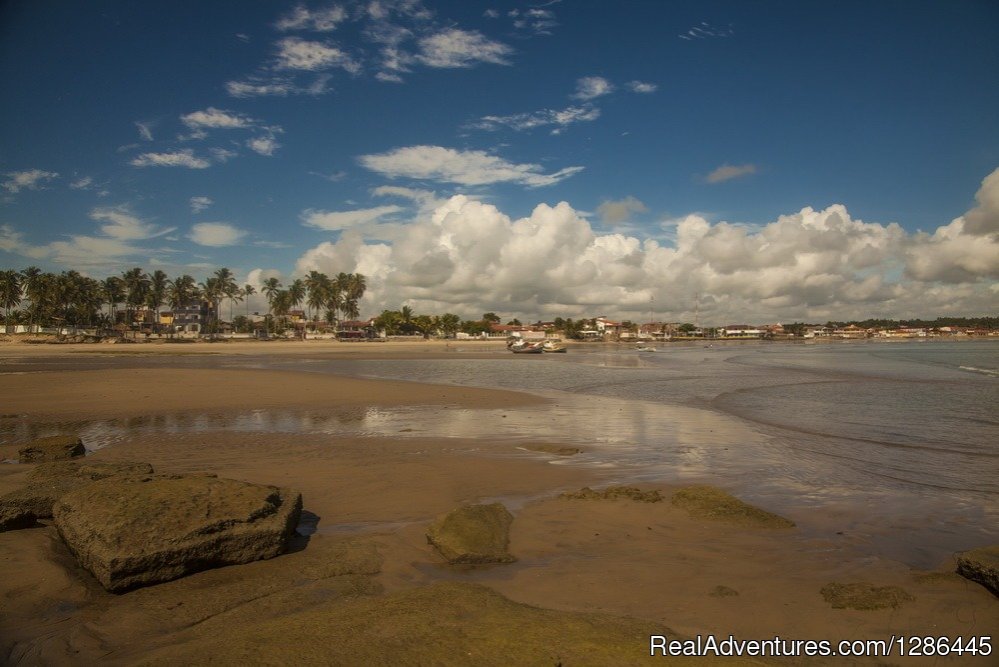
[820,582,914,610]
[955,545,999,597]
[136,582,689,666]
[671,485,794,528]
[17,434,85,463]
[524,444,582,456]
[560,486,664,503]
[426,503,515,565]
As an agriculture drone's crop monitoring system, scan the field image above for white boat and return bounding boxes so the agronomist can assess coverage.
[509,339,544,354]
[542,339,567,353]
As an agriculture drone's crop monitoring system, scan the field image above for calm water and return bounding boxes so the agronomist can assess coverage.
[2,339,996,567]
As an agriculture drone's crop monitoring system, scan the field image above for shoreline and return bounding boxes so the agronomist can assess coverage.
[1,346,996,662]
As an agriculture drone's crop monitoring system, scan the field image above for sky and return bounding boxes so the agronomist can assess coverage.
[1,0,997,324]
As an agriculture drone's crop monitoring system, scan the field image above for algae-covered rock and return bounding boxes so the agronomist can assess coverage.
[0,460,154,529]
[17,435,85,463]
[560,486,664,503]
[53,474,302,592]
[135,582,675,667]
[671,485,794,528]
[524,444,582,456]
[956,545,999,597]
[426,502,515,564]
[820,582,914,610]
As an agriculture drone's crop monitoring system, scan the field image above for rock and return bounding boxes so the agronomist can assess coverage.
[0,505,37,531]
[560,486,663,503]
[136,582,674,666]
[524,444,582,456]
[820,582,914,610]
[709,585,739,597]
[53,474,302,592]
[956,545,999,597]
[0,460,154,528]
[426,503,515,564]
[17,435,85,463]
[671,485,794,528]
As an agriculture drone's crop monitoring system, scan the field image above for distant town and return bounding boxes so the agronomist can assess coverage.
[1,266,996,341]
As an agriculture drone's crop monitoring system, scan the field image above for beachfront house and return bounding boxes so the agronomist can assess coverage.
[719,325,764,339]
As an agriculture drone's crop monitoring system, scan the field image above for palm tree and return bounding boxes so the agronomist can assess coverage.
[0,269,21,331]
[287,279,305,339]
[242,283,256,323]
[20,266,42,333]
[198,276,221,336]
[400,305,414,334]
[147,270,169,332]
[122,267,149,330]
[261,277,282,334]
[304,270,330,324]
[101,276,125,330]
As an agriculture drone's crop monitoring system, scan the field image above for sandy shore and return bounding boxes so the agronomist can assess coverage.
[1,341,996,664]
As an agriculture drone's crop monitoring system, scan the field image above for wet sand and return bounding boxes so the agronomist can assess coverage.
[1,340,996,664]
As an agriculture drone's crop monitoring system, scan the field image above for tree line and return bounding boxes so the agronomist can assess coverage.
[0,266,366,334]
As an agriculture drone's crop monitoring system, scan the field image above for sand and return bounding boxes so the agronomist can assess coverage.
[1,339,996,664]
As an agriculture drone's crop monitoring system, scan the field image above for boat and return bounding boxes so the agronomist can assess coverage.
[542,339,567,353]
[508,339,544,354]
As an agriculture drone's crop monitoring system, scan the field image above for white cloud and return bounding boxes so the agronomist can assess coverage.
[90,205,173,240]
[471,105,600,133]
[302,205,404,231]
[2,169,58,194]
[209,148,239,163]
[247,135,281,156]
[291,171,999,322]
[706,163,758,184]
[181,107,254,130]
[678,22,734,41]
[226,77,297,97]
[597,196,648,225]
[135,121,154,141]
[131,150,211,169]
[358,145,583,188]
[69,176,94,190]
[276,4,347,32]
[190,196,213,213]
[417,29,512,68]
[572,76,613,100]
[626,80,657,93]
[274,36,361,73]
[189,222,248,247]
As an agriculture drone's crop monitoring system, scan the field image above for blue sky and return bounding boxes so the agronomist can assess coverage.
[1,1,997,323]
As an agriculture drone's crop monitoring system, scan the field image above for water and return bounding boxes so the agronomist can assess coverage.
[2,339,996,567]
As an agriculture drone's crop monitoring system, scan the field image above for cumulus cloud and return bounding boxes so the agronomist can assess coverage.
[470,105,600,133]
[417,28,512,68]
[962,167,999,236]
[69,176,94,190]
[572,76,613,101]
[90,206,174,240]
[358,145,583,187]
[131,150,211,169]
[190,196,213,213]
[597,196,648,225]
[189,222,248,247]
[289,173,999,322]
[626,80,657,93]
[247,135,281,156]
[705,163,758,184]
[301,205,404,231]
[2,169,58,194]
[274,37,361,73]
[275,4,347,32]
[181,107,254,130]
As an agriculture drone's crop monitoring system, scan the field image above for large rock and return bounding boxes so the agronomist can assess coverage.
[17,435,85,463]
[426,502,515,564]
[671,485,795,529]
[956,546,999,597]
[53,474,302,592]
[0,460,153,528]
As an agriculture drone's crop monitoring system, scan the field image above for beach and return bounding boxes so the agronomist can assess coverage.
[1,338,996,664]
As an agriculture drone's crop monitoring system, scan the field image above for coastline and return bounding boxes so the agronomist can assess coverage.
[1,342,996,663]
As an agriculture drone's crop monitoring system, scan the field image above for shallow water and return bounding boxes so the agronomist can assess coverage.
[2,339,996,567]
